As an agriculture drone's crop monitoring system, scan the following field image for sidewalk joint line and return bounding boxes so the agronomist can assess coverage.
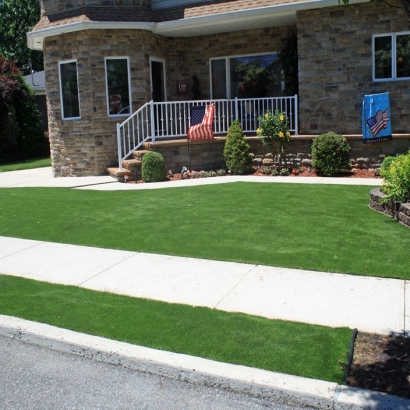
[78,252,139,287]
[0,240,43,261]
[213,264,259,309]
[404,280,407,337]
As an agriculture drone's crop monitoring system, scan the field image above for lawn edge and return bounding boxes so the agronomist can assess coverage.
[1,315,408,410]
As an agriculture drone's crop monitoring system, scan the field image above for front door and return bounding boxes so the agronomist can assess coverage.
[150,59,166,102]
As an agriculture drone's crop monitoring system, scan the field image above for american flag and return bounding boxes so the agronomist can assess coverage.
[187,104,215,141]
[366,109,389,137]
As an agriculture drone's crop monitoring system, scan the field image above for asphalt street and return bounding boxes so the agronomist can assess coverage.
[0,336,308,410]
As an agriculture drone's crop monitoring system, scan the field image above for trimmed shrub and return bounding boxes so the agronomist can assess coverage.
[380,151,410,203]
[311,132,351,177]
[223,120,253,175]
[142,152,167,183]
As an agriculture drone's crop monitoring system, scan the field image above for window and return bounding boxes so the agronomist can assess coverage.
[59,60,80,120]
[373,32,410,81]
[210,53,281,99]
[105,57,131,117]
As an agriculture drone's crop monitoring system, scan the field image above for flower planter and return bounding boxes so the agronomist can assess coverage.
[369,188,410,229]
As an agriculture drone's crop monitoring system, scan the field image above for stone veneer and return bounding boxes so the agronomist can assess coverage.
[45,26,290,176]
[297,1,410,135]
[144,135,410,174]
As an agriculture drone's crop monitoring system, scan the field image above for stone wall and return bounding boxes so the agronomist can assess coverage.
[370,188,410,229]
[144,135,410,173]
[165,26,292,102]
[45,29,166,176]
[297,1,410,135]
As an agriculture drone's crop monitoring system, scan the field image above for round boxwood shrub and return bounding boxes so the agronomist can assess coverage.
[141,152,167,182]
[311,132,351,177]
[223,120,253,175]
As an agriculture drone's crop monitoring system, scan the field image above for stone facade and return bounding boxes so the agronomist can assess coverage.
[297,1,410,135]
[45,26,290,176]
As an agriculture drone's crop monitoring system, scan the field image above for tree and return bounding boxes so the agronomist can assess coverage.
[0,0,43,72]
[339,0,410,19]
[0,57,48,163]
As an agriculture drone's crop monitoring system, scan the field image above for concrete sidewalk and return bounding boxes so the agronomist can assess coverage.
[0,166,382,189]
[0,236,409,409]
[0,236,407,335]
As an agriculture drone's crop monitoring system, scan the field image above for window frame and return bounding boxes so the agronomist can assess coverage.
[373,31,410,82]
[209,52,280,99]
[58,59,81,121]
[104,56,132,118]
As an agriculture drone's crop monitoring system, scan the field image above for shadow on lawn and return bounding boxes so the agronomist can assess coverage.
[347,331,410,399]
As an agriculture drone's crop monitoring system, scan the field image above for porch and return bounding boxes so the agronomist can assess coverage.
[116,95,299,172]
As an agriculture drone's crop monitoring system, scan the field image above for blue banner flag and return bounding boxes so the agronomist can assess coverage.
[362,92,392,144]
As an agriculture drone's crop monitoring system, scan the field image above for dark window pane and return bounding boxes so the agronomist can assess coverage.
[211,59,227,99]
[374,36,392,79]
[229,54,279,98]
[106,59,131,116]
[396,34,410,78]
[60,61,80,119]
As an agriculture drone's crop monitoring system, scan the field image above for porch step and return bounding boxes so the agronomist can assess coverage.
[107,167,131,182]
[122,158,142,169]
[132,150,150,159]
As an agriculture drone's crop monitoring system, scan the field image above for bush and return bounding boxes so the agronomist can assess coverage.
[223,120,253,175]
[379,156,395,174]
[142,152,167,182]
[311,132,351,177]
[379,152,410,203]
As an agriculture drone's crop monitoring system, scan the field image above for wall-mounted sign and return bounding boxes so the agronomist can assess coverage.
[177,81,187,95]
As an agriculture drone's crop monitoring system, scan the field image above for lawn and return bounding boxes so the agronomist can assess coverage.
[0,182,408,279]
[0,274,352,384]
[0,157,51,172]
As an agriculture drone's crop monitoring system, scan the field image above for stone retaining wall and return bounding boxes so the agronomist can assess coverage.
[146,135,410,173]
[369,188,410,229]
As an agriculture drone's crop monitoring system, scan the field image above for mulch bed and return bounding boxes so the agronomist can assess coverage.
[129,166,381,183]
[347,332,410,399]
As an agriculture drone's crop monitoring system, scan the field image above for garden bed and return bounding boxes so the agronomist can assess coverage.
[369,188,410,229]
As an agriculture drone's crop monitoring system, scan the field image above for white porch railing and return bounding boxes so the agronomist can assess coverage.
[117,95,298,170]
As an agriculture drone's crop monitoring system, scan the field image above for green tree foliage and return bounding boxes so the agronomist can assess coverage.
[0,0,43,71]
[311,132,351,177]
[0,57,48,163]
[223,120,253,175]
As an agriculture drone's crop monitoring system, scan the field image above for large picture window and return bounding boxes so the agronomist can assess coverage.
[373,32,410,81]
[105,57,131,117]
[210,53,281,99]
[59,60,80,120]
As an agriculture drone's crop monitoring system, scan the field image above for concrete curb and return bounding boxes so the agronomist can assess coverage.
[1,316,408,409]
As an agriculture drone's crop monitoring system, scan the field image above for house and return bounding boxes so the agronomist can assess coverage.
[27,0,410,177]
[24,70,48,131]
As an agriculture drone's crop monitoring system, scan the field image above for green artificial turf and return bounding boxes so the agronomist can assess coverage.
[0,157,51,172]
[0,275,351,384]
[0,183,408,279]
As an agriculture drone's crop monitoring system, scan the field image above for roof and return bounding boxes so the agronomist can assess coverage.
[24,71,46,93]
[27,0,368,50]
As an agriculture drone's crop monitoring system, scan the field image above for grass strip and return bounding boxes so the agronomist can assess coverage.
[0,274,351,384]
[0,183,408,279]
[0,157,51,172]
